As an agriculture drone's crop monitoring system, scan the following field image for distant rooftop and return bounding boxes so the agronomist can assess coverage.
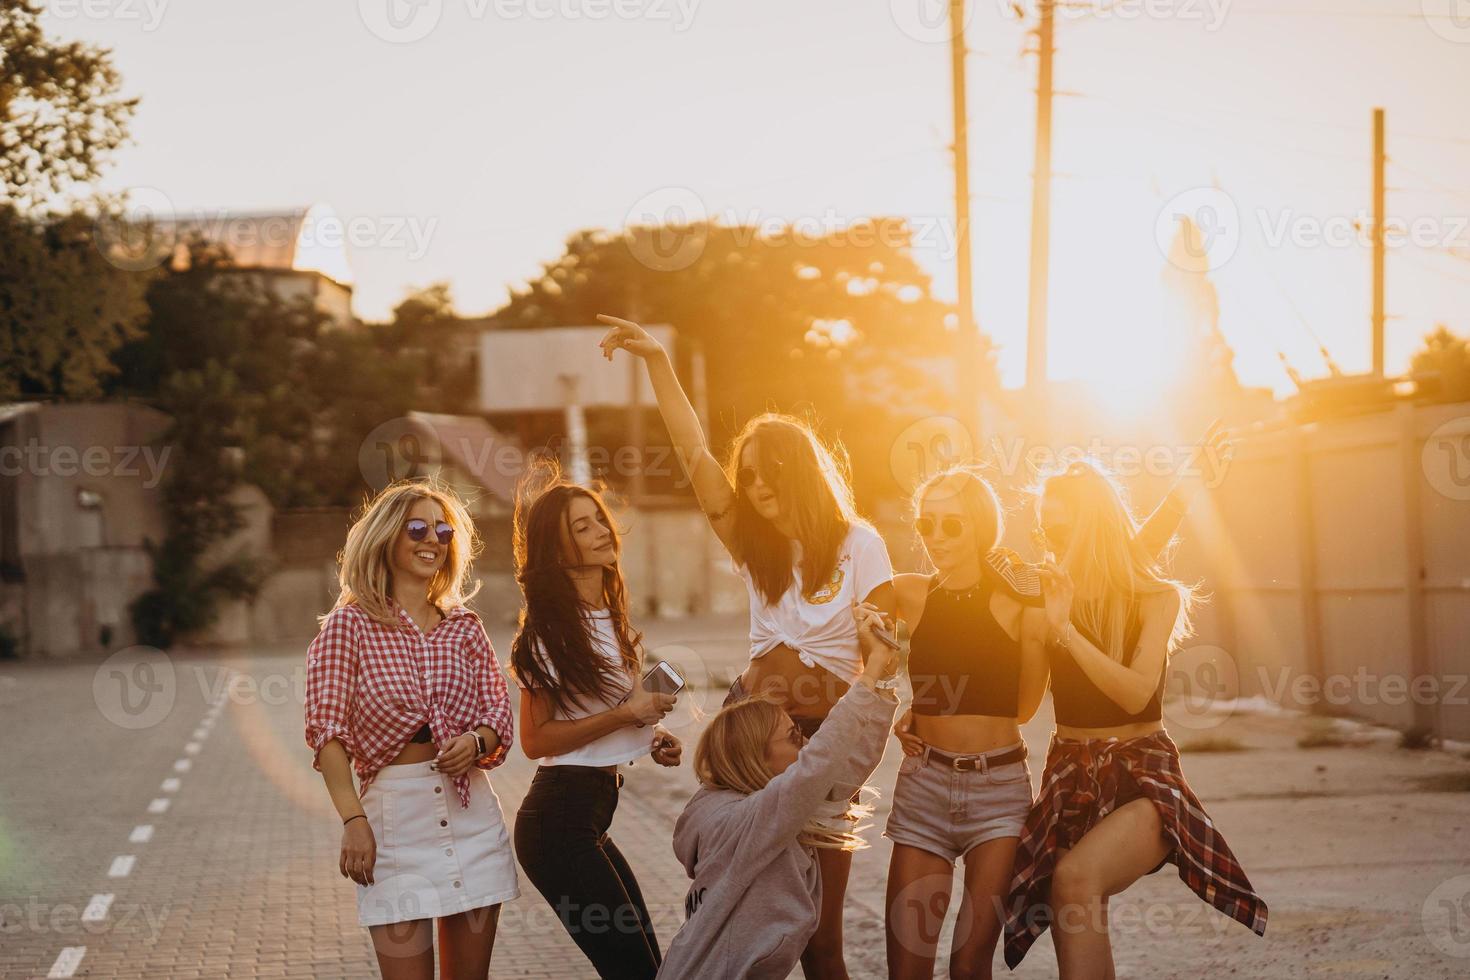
[158,203,355,287]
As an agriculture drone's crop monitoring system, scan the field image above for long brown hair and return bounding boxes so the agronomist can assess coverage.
[726,414,865,606]
[509,459,643,715]
[694,693,870,851]
[326,479,481,629]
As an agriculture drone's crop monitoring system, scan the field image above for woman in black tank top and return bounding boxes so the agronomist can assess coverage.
[1002,448,1269,977]
[882,466,1052,980]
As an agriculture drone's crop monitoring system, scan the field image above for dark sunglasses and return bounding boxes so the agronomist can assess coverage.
[736,460,782,490]
[405,518,454,546]
[916,515,964,539]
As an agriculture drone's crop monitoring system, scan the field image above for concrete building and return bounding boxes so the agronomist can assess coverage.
[0,402,172,658]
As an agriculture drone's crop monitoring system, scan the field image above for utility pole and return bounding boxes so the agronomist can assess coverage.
[950,0,980,442]
[1372,106,1386,377]
[1024,0,1055,407]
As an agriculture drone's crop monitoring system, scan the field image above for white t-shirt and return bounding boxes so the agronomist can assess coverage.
[524,609,654,767]
[737,523,894,683]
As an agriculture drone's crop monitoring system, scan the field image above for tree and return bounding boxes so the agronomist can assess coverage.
[0,0,146,399]
[1411,325,1470,402]
[1,0,138,207]
[0,207,150,399]
[487,220,997,504]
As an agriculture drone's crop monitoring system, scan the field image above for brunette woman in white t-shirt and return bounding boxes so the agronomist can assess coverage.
[510,461,682,980]
[597,314,896,980]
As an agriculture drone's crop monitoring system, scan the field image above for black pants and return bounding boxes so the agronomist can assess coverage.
[513,766,661,980]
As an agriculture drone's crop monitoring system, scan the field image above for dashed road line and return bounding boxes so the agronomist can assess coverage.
[80,893,114,924]
[130,824,154,843]
[107,855,135,878]
[46,946,87,978]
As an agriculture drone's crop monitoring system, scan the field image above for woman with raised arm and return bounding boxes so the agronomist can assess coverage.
[597,314,895,980]
[304,480,519,980]
[656,602,900,980]
[1001,458,1268,978]
[509,461,682,980]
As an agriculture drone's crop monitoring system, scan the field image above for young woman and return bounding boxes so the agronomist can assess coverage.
[596,313,896,979]
[509,463,683,980]
[886,432,1223,979]
[304,480,519,980]
[1002,458,1268,978]
[656,603,900,980]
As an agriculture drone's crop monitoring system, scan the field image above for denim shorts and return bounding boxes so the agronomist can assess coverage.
[883,742,1034,864]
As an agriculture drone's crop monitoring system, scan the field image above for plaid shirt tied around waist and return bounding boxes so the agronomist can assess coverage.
[1002,730,1268,968]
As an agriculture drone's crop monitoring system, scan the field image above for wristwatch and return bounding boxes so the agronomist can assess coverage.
[470,730,487,757]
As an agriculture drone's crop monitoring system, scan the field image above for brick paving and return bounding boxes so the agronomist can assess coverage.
[2,616,1469,978]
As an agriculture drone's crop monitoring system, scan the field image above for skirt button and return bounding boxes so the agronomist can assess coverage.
[440,820,447,827]
[434,786,442,794]
[453,881,462,889]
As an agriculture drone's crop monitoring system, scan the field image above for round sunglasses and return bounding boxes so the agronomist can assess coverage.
[915,515,964,539]
[405,518,454,546]
[736,460,782,490]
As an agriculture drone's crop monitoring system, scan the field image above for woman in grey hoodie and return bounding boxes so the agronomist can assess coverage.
[656,604,899,980]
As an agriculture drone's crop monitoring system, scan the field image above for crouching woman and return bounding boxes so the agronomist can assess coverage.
[656,603,899,980]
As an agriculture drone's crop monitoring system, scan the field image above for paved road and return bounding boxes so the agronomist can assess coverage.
[2,614,1468,978]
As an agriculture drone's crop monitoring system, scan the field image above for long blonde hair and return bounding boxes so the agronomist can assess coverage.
[327,479,482,628]
[1036,459,1195,661]
[912,463,1003,571]
[694,694,871,851]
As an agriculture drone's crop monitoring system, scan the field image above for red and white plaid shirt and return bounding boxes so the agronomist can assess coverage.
[304,601,514,809]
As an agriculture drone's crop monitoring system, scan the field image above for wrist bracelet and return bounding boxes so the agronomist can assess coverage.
[344,813,366,826]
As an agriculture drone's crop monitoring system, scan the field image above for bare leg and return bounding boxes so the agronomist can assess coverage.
[436,905,500,980]
[947,836,1019,980]
[1048,799,1170,980]
[801,846,853,979]
[885,843,956,980]
[369,919,435,980]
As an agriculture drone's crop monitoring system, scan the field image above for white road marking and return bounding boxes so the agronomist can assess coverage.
[107,855,135,878]
[129,824,154,843]
[184,741,201,754]
[47,946,86,977]
[147,798,170,814]
[173,758,191,772]
[80,894,114,924]
[161,777,181,792]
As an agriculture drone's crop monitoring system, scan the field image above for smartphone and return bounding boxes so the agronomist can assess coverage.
[871,627,902,651]
[641,660,686,697]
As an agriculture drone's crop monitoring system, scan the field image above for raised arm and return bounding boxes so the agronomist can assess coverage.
[1136,419,1236,559]
[597,314,738,554]
[719,607,899,873]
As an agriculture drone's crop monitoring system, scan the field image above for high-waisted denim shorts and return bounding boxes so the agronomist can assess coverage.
[883,742,1034,864]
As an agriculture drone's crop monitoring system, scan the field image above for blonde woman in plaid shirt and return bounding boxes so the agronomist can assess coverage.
[305,480,519,980]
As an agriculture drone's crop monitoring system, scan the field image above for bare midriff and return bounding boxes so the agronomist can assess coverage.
[739,643,851,724]
[387,740,437,765]
[912,713,1024,755]
[1054,719,1165,742]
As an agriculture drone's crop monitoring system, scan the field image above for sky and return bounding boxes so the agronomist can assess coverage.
[46,0,1470,396]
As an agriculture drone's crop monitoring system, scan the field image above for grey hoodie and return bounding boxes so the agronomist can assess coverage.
[656,681,897,980]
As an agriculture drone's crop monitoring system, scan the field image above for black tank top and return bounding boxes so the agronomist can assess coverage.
[907,577,1022,718]
[1048,598,1165,727]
